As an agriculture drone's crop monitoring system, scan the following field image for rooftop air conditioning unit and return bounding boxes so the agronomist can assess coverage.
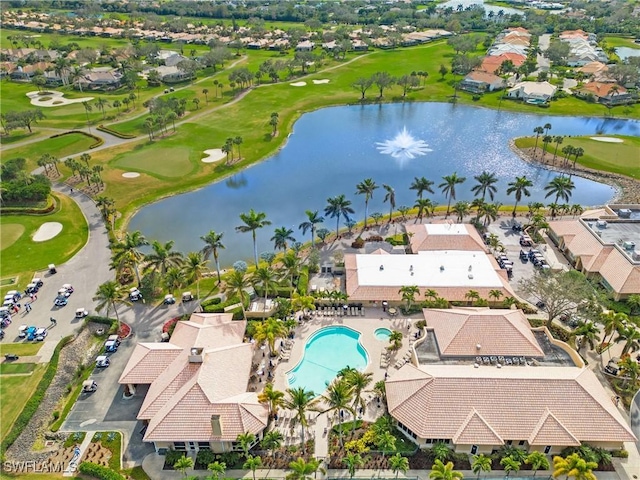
[596,220,608,228]
[623,241,636,250]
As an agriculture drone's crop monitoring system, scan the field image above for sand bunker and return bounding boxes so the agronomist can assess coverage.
[590,136,623,143]
[122,172,140,178]
[202,148,226,163]
[33,222,63,242]
[312,79,330,84]
[290,82,307,87]
[26,91,94,107]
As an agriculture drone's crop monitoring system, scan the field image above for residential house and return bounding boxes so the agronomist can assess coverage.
[295,40,315,51]
[479,53,526,74]
[9,61,53,81]
[118,313,268,454]
[77,68,122,91]
[460,71,505,93]
[507,81,557,102]
[577,82,631,105]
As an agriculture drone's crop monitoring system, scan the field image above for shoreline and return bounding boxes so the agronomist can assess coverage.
[508,139,640,204]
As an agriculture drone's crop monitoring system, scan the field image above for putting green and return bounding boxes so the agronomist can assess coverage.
[0,224,25,251]
[112,146,194,178]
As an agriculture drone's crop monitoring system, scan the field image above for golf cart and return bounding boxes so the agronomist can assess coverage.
[58,287,71,298]
[18,325,28,338]
[62,284,74,294]
[104,340,118,353]
[182,292,193,303]
[3,295,16,305]
[25,283,39,294]
[32,277,44,288]
[48,264,57,274]
[96,355,110,368]
[75,308,89,319]
[129,287,142,302]
[107,334,121,346]
[6,291,21,301]
[54,296,68,307]
[163,294,176,305]
[25,326,38,341]
[82,380,98,393]
[35,328,47,341]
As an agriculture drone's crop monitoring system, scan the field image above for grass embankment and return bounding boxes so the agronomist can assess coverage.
[2,132,97,171]
[0,194,88,297]
[604,35,640,49]
[0,343,43,357]
[0,364,46,441]
[514,135,640,180]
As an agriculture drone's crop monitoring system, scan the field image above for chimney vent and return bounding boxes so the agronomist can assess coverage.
[211,415,222,436]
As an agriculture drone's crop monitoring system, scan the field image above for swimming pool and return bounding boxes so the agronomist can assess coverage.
[287,326,369,396]
[374,328,392,341]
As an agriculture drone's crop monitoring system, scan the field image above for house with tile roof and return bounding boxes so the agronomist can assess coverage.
[507,81,557,102]
[460,71,506,93]
[344,224,515,303]
[479,53,526,74]
[547,210,640,299]
[119,313,268,454]
[576,82,631,106]
[386,364,636,455]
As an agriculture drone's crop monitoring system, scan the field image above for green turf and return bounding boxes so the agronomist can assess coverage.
[0,364,45,441]
[0,343,43,357]
[0,130,46,146]
[0,194,88,278]
[113,146,195,178]
[514,135,640,180]
[2,133,97,172]
[604,36,640,49]
[0,224,25,250]
[0,363,36,375]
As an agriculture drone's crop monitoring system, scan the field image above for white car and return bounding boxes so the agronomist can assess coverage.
[129,288,142,301]
[35,328,47,341]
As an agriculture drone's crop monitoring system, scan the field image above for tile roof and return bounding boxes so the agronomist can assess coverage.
[599,248,640,294]
[406,223,488,253]
[453,409,504,445]
[465,71,505,85]
[579,82,627,98]
[118,343,182,384]
[424,308,544,357]
[386,364,636,446]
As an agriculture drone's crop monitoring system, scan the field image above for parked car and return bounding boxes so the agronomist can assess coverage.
[0,329,4,340]
[54,296,68,307]
[75,308,89,319]
[48,264,57,274]
[519,250,529,262]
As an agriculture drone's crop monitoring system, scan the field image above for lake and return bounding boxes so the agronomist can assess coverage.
[129,102,639,266]
[615,46,640,61]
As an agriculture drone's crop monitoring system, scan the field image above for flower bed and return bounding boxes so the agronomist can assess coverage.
[117,322,131,339]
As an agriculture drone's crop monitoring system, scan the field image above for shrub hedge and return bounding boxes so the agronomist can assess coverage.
[49,130,103,149]
[0,335,73,457]
[97,125,136,139]
[78,462,126,480]
[0,195,56,215]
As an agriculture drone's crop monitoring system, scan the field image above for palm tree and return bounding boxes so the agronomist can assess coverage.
[94,97,110,119]
[478,202,501,226]
[355,178,379,228]
[260,430,283,451]
[541,135,553,160]
[471,171,498,201]
[174,455,194,477]
[552,136,564,165]
[618,356,640,387]
[439,172,466,217]
[376,430,397,460]
[488,289,503,303]
[544,176,576,203]
[299,210,324,248]
[431,441,453,463]
[287,458,322,480]
[429,460,463,480]
[252,267,279,316]
[144,240,184,275]
[325,195,354,238]
[237,209,272,265]
[574,321,600,355]
[501,457,521,478]
[465,290,480,306]
[283,387,321,452]
[243,456,262,480]
[552,453,597,480]
[200,230,225,284]
[399,285,420,310]
[280,251,301,289]
[208,461,226,480]
[451,201,470,223]
[414,198,435,222]
[258,382,285,419]
[82,101,93,131]
[343,369,373,417]
[236,432,255,459]
[599,311,628,350]
[182,251,207,300]
[93,281,129,330]
[506,176,533,216]
[614,324,640,356]
[389,453,409,479]
[572,147,584,169]
[271,227,296,251]
[525,451,550,477]
[388,330,403,351]
[255,317,287,356]
[320,378,355,446]
[343,453,364,479]
[532,126,544,157]
[471,454,491,479]
[111,231,148,286]
[223,270,249,320]
[383,184,396,222]
[410,176,434,200]
[164,266,186,294]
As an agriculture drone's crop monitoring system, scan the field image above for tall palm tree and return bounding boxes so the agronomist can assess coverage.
[541,135,553,160]
[471,171,498,201]
[383,184,396,222]
[389,453,409,479]
[572,147,585,169]
[388,330,403,351]
[182,251,207,300]
[471,454,492,479]
[237,209,272,265]
[429,460,463,480]
[410,176,434,200]
[552,136,564,165]
[618,356,640,387]
[355,178,379,228]
[243,456,262,480]
[280,250,301,289]
[252,267,279,316]
[236,432,256,459]
[173,455,194,478]
[506,176,533,216]
[399,285,420,310]
[283,387,321,452]
[414,198,435,222]
[552,453,597,480]
[439,172,466,217]
[260,430,283,452]
[144,240,184,275]
[164,266,186,294]
[111,231,148,286]
[574,321,600,355]
[255,318,288,355]
[93,281,129,331]
[452,201,470,223]
[544,176,576,204]
[325,195,355,238]
[344,369,373,416]
[376,430,397,460]
[320,378,355,446]
[532,126,544,157]
[501,457,521,478]
[287,458,322,480]
[614,323,640,356]
[599,311,628,350]
[299,210,324,248]
[200,230,225,284]
[257,382,285,419]
[271,226,296,251]
[223,270,249,320]
[343,453,364,479]
[208,461,226,480]
[525,451,550,477]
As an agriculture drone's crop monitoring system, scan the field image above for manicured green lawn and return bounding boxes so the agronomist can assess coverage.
[0,343,43,357]
[0,363,36,375]
[1,224,25,250]
[0,194,88,278]
[113,146,195,178]
[0,364,45,441]
[604,36,640,49]
[514,135,640,180]
[0,130,46,146]
[3,132,96,171]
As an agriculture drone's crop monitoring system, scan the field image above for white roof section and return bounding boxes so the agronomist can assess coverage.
[424,223,468,235]
[355,250,504,288]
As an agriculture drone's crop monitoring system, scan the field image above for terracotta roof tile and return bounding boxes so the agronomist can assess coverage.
[118,343,182,384]
[528,409,580,446]
[453,409,504,445]
[406,224,487,253]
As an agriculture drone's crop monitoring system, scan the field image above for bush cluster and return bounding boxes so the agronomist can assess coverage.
[78,462,125,480]
[351,237,365,249]
[297,267,309,295]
